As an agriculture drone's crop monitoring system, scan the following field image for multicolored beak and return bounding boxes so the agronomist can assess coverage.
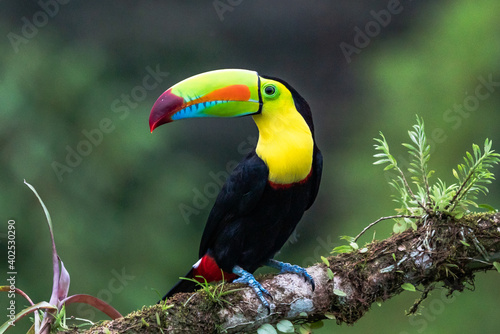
[149,69,262,132]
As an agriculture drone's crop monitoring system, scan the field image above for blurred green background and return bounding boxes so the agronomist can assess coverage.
[1,1,499,333]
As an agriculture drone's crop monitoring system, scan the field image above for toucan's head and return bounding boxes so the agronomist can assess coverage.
[149,69,313,133]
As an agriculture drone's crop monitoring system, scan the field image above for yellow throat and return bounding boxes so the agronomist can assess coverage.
[252,81,314,185]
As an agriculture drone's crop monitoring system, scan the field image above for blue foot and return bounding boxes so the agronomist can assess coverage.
[266,259,315,291]
[232,266,272,311]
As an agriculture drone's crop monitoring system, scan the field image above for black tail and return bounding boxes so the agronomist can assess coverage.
[160,268,198,302]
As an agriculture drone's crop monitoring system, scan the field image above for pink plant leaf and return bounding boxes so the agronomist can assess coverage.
[56,257,71,306]
[23,181,121,331]
[23,181,63,308]
[62,294,122,319]
[0,287,34,306]
[0,301,56,333]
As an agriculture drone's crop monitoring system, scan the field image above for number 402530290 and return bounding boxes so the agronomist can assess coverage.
[7,220,16,272]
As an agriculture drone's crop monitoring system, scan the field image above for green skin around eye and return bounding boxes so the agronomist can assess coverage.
[263,85,278,98]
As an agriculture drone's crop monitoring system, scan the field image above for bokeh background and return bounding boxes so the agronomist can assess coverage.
[1,1,499,333]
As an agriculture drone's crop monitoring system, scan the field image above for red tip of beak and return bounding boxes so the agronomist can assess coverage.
[149,89,185,132]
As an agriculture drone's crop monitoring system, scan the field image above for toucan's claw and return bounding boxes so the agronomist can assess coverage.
[266,259,315,291]
[232,266,272,312]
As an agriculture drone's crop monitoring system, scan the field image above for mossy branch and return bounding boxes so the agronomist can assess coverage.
[60,212,500,334]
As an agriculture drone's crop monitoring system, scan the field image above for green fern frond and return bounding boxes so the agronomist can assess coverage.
[402,116,433,205]
[447,138,500,212]
[374,133,399,171]
[429,179,457,212]
[374,116,499,233]
[374,116,430,217]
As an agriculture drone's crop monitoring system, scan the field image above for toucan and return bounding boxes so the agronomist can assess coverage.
[149,69,322,309]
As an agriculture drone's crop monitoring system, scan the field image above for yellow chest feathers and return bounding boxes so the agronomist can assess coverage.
[252,102,314,185]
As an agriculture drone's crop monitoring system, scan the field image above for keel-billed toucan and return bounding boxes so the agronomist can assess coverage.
[150,69,322,309]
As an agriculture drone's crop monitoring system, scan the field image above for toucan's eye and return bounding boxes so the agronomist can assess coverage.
[263,84,279,99]
[264,85,275,95]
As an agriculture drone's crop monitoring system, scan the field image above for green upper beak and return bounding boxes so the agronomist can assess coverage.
[149,69,262,132]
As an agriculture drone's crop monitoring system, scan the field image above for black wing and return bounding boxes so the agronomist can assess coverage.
[199,151,268,258]
[306,146,323,210]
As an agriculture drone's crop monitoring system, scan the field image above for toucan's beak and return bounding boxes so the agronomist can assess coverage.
[149,69,262,132]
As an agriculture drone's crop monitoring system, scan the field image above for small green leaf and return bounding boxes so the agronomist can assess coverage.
[327,268,335,280]
[334,289,347,297]
[331,245,353,254]
[276,320,294,333]
[392,253,397,261]
[460,240,470,247]
[401,283,416,292]
[324,312,336,320]
[401,143,414,150]
[257,323,277,334]
[340,235,355,242]
[298,324,312,334]
[478,203,497,212]
[493,262,500,273]
[321,256,330,267]
[410,221,418,230]
[393,222,407,233]
[383,164,395,171]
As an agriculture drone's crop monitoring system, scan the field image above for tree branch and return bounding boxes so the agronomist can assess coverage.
[62,213,500,333]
